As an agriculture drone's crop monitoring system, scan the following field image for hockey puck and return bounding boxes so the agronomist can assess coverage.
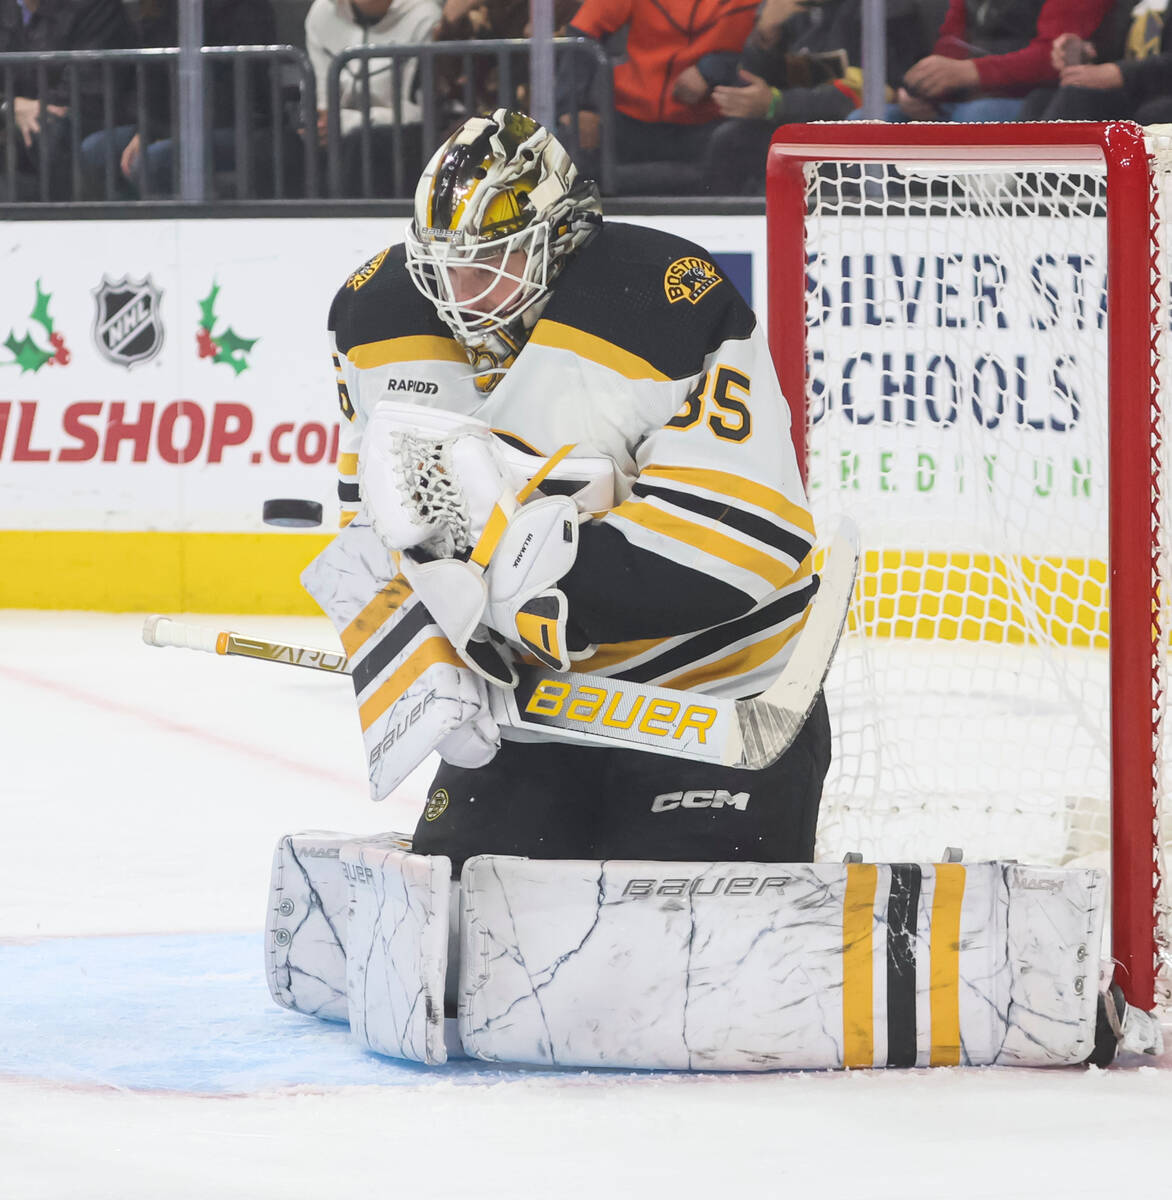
[262,498,324,528]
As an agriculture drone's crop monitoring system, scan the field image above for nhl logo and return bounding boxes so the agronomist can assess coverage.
[92,275,164,367]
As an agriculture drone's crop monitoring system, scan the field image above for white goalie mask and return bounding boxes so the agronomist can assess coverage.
[404,110,601,353]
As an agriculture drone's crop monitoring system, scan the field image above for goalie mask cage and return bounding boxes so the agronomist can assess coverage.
[766,121,1171,1012]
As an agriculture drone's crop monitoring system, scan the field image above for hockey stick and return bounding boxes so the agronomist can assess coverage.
[142,517,859,769]
[142,616,350,674]
[491,516,860,768]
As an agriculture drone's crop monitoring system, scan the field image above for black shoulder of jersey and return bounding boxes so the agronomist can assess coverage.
[542,222,756,380]
[328,243,451,356]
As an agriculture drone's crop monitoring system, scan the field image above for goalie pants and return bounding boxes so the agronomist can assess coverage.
[412,692,830,872]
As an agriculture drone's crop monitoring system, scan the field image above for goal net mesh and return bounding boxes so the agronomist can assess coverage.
[795,129,1171,1004]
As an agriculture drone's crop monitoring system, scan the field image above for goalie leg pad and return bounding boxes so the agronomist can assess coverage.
[457,857,1107,1071]
[343,840,452,1065]
[265,831,411,1022]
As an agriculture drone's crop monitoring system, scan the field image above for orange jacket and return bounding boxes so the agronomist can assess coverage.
[571,0,758,125]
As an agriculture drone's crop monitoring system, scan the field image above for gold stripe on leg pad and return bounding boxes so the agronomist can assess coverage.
[929,864,966,1067]
[842,863,878,1069]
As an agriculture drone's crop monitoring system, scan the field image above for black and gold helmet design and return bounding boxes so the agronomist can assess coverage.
[404,109,601,346]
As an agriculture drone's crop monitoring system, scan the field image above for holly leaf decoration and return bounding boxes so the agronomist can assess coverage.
[198,283,221,332]
[30,279,54,337]
[4,332,54,374]
[213,326,259,375]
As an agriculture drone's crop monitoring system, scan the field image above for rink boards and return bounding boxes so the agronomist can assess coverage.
[0,213,1113,638]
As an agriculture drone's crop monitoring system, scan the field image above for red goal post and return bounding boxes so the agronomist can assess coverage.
[766,122,1168,1011]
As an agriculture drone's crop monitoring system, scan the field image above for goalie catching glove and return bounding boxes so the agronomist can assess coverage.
[358,399,512,557]
[360,399,581,682]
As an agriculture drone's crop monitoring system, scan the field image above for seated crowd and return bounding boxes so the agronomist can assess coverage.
[0,0,1169,201]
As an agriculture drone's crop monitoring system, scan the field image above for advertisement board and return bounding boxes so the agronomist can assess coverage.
[0,215,764,610]
[3,211,1115,612]
[805,215,1109,559]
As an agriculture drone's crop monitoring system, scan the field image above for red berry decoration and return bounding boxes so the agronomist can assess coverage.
[196,328,218,359]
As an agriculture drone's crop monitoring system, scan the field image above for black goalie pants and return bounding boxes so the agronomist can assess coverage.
[412,693,830,873]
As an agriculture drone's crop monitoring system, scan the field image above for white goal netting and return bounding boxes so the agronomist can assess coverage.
[781,126,1172,1006]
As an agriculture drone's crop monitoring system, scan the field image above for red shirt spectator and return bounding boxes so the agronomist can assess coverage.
[928,0,1116,96]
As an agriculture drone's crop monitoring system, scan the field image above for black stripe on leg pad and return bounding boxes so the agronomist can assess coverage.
[886,863,921,1068]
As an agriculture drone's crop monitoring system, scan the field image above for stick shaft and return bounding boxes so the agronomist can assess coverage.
[143,616,351,674]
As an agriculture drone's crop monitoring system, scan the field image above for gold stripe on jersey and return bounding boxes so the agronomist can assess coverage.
[842,864,879,1069]
[609,501,802,590]
[660,604,810,693]
[341,575,413,657]
[338,452,359,474]
[530,321,671,382]
[359,637,464,731]
[347,335,467,369]
[929,865,966,1066]
[641,464,817,537]
[569,634,670,674]
[340,510,358,528]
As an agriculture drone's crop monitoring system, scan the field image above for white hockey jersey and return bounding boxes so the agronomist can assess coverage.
[327,222,817,703]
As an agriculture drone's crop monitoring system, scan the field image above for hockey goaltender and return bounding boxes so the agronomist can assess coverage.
[264,110,1163,1072]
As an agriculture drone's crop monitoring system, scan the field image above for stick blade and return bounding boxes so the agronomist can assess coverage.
[735,700,808,770]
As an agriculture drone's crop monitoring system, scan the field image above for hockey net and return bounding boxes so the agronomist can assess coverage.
[767,122,1172,1011]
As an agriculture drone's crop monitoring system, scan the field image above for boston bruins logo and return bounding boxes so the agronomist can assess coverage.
[423,788,450,822]
[664,257,722,305]
[346,248,389,291]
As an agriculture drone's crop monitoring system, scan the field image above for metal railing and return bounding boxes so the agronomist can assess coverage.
[325,38,616,199]
[0,45,317,203]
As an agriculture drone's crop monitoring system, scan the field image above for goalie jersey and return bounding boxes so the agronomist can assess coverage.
[328,222,817,702]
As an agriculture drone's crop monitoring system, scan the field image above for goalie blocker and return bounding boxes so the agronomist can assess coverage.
[266,833,1164,1071]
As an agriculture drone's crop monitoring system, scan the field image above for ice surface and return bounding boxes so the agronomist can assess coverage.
[1,612,1169,1200]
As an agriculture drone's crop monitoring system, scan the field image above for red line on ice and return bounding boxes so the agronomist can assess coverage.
[0,663,357,787]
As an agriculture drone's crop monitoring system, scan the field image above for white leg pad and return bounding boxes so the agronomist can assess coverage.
[457,857,1107,1071]
[998,862,1106,1066]
[342,841,452,1065]
[266,831,357,1022]
[265,830,412,1022]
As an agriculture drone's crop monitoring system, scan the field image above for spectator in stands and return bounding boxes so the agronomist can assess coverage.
[858,0,1117,124]
[79,0,280,200]
[558,0,758,193]
[681,0,928,195]
[1018,0,1171,124]
[0,0,136,200]
[305,0,440,197]
[432,0,580,128]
